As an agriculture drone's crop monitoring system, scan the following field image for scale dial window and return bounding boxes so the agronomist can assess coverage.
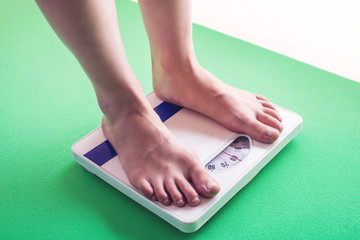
[205,135,251,173]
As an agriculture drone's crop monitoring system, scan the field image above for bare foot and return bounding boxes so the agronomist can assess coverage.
[100,92,220,207]
[152,58,283,143]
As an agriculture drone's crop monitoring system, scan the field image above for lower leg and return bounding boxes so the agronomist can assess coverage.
[35,0,143,110]
[138,0,283,143]
[36,0,219,207]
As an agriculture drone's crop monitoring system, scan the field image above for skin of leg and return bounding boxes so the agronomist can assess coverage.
[138,0,283,143]
[35,0,220,207]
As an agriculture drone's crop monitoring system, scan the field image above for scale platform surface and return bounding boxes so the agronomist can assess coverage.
[72,92,302,233]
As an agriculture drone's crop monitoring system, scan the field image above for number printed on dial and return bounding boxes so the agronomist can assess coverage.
[205,136,251,173]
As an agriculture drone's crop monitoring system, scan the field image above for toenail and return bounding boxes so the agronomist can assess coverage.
[191,197,200,204]
[163,198,170,205]
[205,181,218,191]
[176,199,184,206]
[266,129,277,137]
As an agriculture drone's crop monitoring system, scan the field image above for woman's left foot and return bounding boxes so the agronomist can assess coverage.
[152,58,283,143]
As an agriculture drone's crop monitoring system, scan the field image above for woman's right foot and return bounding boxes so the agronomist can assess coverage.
[100,92,220,207]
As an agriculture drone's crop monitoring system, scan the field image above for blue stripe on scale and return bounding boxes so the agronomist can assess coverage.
[84,101,183,166]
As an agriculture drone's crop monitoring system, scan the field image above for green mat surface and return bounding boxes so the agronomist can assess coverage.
[1,1,359,239]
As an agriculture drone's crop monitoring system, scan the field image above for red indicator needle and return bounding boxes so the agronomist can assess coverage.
[221,151,242,162]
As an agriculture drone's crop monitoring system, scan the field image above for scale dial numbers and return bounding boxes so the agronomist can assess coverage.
[205,135,251,173]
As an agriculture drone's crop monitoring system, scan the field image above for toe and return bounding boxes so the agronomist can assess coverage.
[257,111,283,132]
[259,100,277,111]
[246,118,280,143]
[190,165,220,198]
[153,180,171,206]
[176,178,200,207]
[132,178,154,199]
[165,180,185,207]
[256,94,269,101]
[263,107,282,122]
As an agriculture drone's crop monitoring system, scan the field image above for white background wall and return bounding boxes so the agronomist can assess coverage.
[133,0,360,82]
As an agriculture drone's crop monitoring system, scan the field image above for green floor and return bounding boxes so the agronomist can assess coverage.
[1,0,359,239]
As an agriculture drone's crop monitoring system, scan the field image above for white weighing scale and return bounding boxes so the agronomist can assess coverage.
[72,92,303,232]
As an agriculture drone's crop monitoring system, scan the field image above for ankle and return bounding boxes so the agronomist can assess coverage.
[96,85,148,124]
[152,50,199,79]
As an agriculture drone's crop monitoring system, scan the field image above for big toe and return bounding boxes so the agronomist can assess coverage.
[131,177,155,199]
[246,118,280,143]
[191,166,220,198]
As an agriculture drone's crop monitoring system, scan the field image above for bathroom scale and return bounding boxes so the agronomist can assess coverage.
[72,92,303,232]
